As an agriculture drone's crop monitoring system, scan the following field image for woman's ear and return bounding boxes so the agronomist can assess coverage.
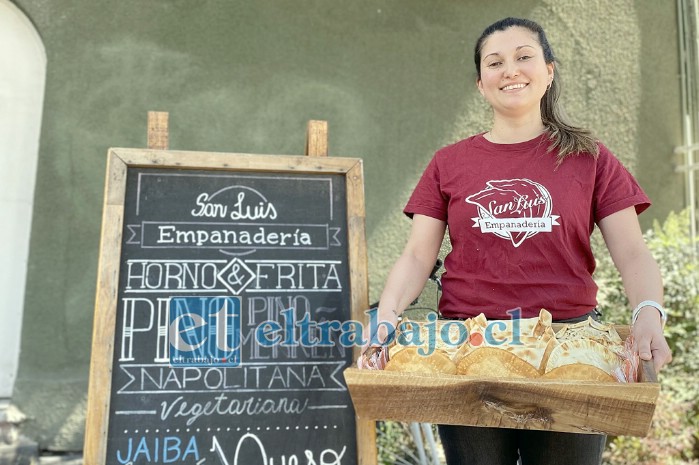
[477,79,484,96]
[547,62,555,84]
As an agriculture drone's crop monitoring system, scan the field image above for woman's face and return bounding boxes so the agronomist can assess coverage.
[477,26,554,119]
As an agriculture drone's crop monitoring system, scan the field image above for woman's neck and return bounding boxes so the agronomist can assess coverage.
[485,115,546,144]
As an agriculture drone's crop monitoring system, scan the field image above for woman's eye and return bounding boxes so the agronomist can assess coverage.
[487,61,501,68]
[518,55,532,61]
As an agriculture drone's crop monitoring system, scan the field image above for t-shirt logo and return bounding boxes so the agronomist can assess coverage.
[465,178,560,248]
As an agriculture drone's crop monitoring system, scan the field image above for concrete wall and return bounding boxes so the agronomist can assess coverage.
[8,0,682,450]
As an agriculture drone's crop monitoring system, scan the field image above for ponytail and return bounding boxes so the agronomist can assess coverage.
[541,75,599,163]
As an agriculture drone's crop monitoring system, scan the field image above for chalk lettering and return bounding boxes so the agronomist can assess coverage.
[115,435,199,464]
[161,394,309,426]
[119,363,344,393]
[211,433,346,465]
[230,192,278,221]
[156,225,311,247]
[191,193,229,218]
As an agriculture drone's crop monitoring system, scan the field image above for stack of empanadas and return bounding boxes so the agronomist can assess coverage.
[376,310,627,383]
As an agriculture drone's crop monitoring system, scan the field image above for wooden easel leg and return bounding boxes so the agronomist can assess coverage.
[305,120,328,157]
[147,111,169,150]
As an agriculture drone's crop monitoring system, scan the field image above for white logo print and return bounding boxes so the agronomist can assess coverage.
[465,178,560,247]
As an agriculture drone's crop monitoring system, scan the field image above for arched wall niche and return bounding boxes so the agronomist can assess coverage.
[0,0,47,403]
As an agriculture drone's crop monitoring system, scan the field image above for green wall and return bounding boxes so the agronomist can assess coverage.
[10,0,682,450]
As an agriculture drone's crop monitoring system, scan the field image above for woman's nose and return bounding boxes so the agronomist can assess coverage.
[503,61,520,78]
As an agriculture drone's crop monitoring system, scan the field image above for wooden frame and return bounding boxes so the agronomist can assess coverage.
[84,147,376,464]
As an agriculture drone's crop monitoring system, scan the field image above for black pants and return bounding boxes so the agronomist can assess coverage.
[438,309,606,465]
[439,426,606,465]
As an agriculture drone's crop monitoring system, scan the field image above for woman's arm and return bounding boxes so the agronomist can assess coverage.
[367,214,447,345]
[597,206,672,372]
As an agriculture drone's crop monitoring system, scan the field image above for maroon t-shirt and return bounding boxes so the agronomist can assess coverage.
[404,133,650,320]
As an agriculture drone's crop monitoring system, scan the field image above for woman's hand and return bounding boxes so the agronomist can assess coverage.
[598,208,672,374]
[631,307,672,373]
[359,307,399,350]
[357,214,446,368]
[356,307,399,369]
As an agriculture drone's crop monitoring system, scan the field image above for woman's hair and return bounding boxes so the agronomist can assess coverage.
[474,17,599,163]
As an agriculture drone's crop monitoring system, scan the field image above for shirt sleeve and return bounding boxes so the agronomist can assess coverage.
[593,143,651,223]
[403,153,449,221]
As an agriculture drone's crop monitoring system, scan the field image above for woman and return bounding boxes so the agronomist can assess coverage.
[371,17,672,465]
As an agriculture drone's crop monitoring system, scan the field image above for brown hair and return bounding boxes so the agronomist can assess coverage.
[474,17,599,163]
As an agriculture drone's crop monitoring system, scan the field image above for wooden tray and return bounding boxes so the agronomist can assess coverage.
[344,325,660,437]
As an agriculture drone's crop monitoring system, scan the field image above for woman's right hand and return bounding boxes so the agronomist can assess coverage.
[357,307,399,368]
[356,214,446,367]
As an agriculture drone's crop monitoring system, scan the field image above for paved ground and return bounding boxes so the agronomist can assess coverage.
[39,455,83,465]
[0,438,82,465]
[38,455,82,465]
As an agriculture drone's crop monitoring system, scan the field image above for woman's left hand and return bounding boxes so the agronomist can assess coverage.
[598,208,673,374]
[631,307,672,373]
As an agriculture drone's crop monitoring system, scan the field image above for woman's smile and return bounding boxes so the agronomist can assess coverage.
[501,82,528,91]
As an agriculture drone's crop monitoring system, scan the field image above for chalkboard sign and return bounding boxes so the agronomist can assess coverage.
[85,148,375,464]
